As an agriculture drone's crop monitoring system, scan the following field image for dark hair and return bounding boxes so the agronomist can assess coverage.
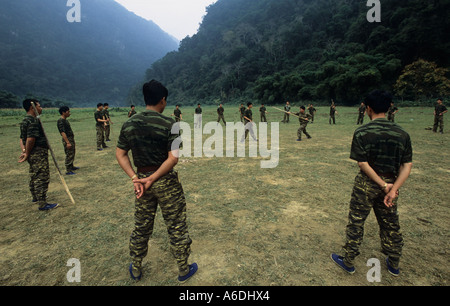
[97,103,103,108]
[364,90,393,114]
[23,99,39,112]
[131,105,135,108]
[247,102,253,107]
[59,106,70,115]
[104,103,109,107]
[300,106,306,110]
[143,80,168,106]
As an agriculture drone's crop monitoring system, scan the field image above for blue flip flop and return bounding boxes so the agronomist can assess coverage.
[178,263,198,283]
[129,263,142,281]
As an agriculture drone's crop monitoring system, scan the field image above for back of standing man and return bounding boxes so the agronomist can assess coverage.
[57,106,79,175]
[331,90,413,277]
[433,98,448,134]
[116,79,197,283]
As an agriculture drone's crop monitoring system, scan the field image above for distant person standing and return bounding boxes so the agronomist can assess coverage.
[308,104,316,123]
[241,102,257,141]
[331,90,413,277]
[116,79,197,283]
[239,103,246,123]
[128,105,137,118]
[95,103,108,151]
[194,104,202,129]
[260,103,268,122]
[217,103,226,125]
[433,98,448,134]
[57,106,78,175]
[329,100,337,124]
[357,102,366,125]
[103,103,112,142]
[172,105,182,122]
[282,101,291,123]
[18,99,58,211]
[387,102,398,122]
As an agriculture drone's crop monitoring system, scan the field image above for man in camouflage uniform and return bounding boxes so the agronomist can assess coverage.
[103,103,112,142]
[116,80,197,283]
[95,103,108,151]
[292,106,312,141]
[357,102,366,125]
[282,101,291,123]
[57,106,78,175]
[194,104,202,128]
[308,104,316,123]
[241,102,257,141]
[217,103,226,125]
[18,99,58,211]
[239,103,246,123]
[331,90,413,277]
[433,98,448,134]
[128,105,137,118]
[329,100,337,124]
[260,103,268,122]
[172,105,182,122]
[387,102,398,122]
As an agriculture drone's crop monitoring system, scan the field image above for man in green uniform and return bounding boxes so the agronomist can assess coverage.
[95,103,108,151]
[308,104,316,123]
[173,105,182,122]
[103,103,112,142]
[282,101,291,123]
[242,102,257,141]
[329,100,337,124]
[18,99,58,211]
[331,90,413,277]
[194,104,202,128]
[260,104,268,122]
[217,103,226,125]
[357,102,366,125]
[57,106,78,175]
[387,102,398,122]
[128,105,137,118]
[292,106,312,141]
[239,103,246,123]
[433,98,448,134]
[116,80,197,283]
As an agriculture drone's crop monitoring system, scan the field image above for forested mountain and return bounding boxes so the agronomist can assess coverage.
[135,0,450,106]
[0,0,179,107]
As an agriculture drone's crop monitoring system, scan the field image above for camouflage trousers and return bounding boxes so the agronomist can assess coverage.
[104,124,111,141]
[96,125,106,149]
[357,114,365,125]
[63,136,76,172]
[130,170,192,274]
[329,114,336,124]
[342,172,403,269]
[297,124,311,140]
[260,113,267,122]
[433,115,444,133]
[27,147,50,209]
[388,114,395,122]
[217,114,226,124]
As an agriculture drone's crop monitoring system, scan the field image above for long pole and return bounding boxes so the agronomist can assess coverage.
[271,106,300,118]
[31,102,76,204]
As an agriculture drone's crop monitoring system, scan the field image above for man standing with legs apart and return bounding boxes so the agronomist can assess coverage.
[116,80,197,283]
[433,98,447,134]
[331,90,413,277]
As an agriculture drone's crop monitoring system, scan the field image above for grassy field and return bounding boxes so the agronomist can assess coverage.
[0,104,448,286]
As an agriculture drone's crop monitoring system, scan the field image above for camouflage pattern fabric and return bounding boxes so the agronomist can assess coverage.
[342,172,403,269]
[20,115,48,149]
[282,105,291,123]
[294,112,311,140]
[357,105,366,125]
[63,136,76,172]
[96,125,106,149]
[350,118,413,176]
[217,107,226,124]
[174,109,182,122]
[117,110,180,168]
[387,106,398,122]
[103,109,111,141]
[260,106,267,122]
[308,106,316,123]
[130,170,192,274]
[239,106,245,122]
[27,147,50,209]
[433,104,447,132]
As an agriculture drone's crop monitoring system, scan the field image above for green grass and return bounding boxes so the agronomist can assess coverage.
[0,105,449,286]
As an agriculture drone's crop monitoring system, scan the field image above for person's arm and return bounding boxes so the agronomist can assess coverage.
[384,162,413,207]
[18,137,35,163]
[116,147,142,198]
[61,132,72,149]
[358,162,387,189]
[133,151,179,199]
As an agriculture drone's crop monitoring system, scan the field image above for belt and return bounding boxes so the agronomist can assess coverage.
[137,166,160,173]
[378,172,397,179]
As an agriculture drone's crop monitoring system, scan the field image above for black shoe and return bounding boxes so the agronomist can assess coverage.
[72,167,80,171]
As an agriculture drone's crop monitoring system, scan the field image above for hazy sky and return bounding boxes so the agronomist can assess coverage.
[114,0,218,41]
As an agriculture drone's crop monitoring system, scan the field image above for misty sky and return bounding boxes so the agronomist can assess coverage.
[114,0,218,41]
